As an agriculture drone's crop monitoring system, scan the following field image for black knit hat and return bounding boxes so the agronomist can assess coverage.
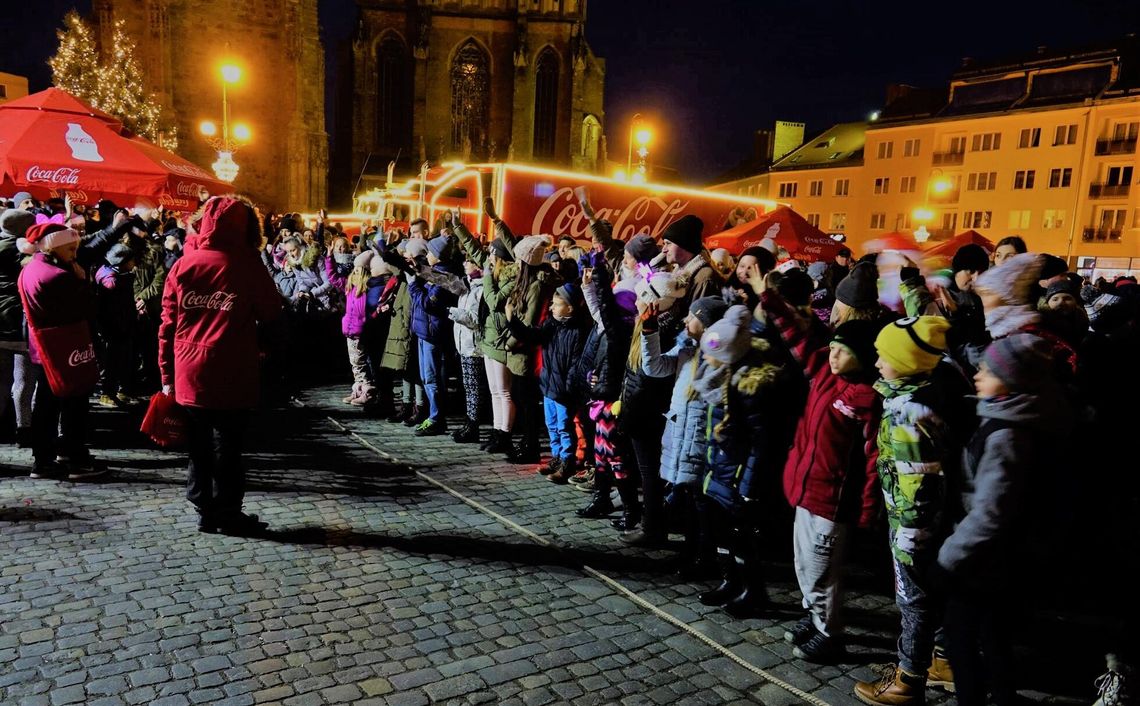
[490,237,514,262]
[1040,254,1068,280]
[982,333,1050,392]
[952,243,990,275]
[661,214,704,255]
[1045,279,1079,303]
[688,296,730,328]
[831,319,880,372]
[740,245,776,274]
[777,268,814,307]
[835,262,879,309]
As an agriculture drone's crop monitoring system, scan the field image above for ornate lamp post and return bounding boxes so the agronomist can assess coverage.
[199,63,250,183]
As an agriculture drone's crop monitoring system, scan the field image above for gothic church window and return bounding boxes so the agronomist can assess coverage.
[376,36,410,149]
[533,48,559,159]
[581,114,601,167]
[450,40,490,152]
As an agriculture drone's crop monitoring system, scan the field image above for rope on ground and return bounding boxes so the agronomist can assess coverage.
[298,398,830,706]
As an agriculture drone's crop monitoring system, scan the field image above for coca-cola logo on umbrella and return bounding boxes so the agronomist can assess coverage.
[531,187,689,241]
[65,123,104,163]
[26,166,81,186]
[161,160,212,179]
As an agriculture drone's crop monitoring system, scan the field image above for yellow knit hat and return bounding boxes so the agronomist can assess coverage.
[874,316,950,378]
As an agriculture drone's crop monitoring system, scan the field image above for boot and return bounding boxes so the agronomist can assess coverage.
[926,648,955,692]
[485,430,514,454]
[538,457,562,476]
[576,469,615,518]
[610,478,641,531]
[452,419,480,443]
[854,665,926,706]
[403,405,427,427]
[722,533,773,619]
[506,439,540,464]
[547,457,576,485]
[698,551,741,606]
[343,383,361,404]
[385,403,406,424]
[351,385,375,407]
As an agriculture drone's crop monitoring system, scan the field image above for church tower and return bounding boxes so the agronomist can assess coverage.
[92,0,328,210]
[350,0,606,192]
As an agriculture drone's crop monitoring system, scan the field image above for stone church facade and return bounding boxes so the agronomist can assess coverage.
[92,0,328,210]
[350,0,606,187]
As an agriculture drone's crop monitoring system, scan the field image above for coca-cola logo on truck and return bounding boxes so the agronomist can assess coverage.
[26,166,81,186]
[531,187,689,241]
[182,290,237,311]
[68,344,96,367]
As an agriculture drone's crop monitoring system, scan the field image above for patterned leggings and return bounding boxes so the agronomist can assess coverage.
[591,401,624,478]
[460,356,483,421]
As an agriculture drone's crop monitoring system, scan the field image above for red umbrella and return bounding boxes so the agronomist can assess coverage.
[705,206,843,263]
[0,88,229,211]
[922,230,995,259]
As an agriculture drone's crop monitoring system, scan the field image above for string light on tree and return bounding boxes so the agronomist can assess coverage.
[48,11,177,149]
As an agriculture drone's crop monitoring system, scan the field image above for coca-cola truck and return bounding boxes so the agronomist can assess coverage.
[347,162,781,241]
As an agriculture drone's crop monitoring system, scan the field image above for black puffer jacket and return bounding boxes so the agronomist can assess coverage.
[618,319,680,436]
[574,271,631,403]
[508,310,591,406]
[0,213,31,343]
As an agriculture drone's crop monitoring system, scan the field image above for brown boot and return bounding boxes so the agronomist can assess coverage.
[926,649,955,692]
[854,665,926,706]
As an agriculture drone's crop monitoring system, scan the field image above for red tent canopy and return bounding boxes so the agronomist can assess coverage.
[704,206,843,263]
[922,230,995,259]
[0,88,229,211]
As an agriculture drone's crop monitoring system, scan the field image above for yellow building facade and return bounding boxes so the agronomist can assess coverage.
[712,38,1140,276]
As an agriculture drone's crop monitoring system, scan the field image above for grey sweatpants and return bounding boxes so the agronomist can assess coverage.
[792,506,851,638]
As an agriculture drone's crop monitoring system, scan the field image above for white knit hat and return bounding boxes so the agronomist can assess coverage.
[975,253,1044,305]
[635,271,687,312]
[513,235,551,267]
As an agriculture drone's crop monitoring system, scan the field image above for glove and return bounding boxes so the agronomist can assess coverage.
[447,306,461,321]
[900,266,921,284]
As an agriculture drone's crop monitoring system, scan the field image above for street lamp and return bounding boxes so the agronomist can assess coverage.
[626,114,653,183]
[200,62,250,183]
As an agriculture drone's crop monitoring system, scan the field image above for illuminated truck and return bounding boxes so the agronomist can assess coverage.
[349,162,782,240]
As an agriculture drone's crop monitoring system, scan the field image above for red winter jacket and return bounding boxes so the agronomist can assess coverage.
[760,290,881,528]
[159,198,281,409]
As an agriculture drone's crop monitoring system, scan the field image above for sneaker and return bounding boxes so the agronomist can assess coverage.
[58,456,108,482]
[1094,654,1133,706]
[414,419,447,437]
[97,394,121,409]
[215,512,268,537]
[29,461,67,480]
[784,615,817,646]
[793,631,842,663]
[568,467,594,485]
[115,392,137,406]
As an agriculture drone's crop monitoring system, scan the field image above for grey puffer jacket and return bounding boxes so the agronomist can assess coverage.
[642,331,708,487]
[449,275,484,358]
[938,387,1072,580]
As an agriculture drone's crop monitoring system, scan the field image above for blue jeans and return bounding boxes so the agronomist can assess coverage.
[417,338,446,423]
[543,397,575,461]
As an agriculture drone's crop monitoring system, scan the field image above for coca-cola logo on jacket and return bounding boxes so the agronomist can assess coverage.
[26,166,81,186]
[531,187,689,241]
[182,290,237,311]
[68,344,96,367]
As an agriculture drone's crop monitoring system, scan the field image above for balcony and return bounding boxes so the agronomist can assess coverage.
[932,151,965,166]
[1088,183,1132,199]
[1082,227,1123,242]
[926,227,957,241]
[1095,138,1138,156]
[930,189,960,204]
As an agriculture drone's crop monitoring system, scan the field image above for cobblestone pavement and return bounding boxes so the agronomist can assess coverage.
[0,385,1094,705]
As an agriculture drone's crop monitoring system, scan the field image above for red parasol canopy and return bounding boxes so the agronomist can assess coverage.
[922,230,995,259]
[704,206,843,263]
[0,88,229,211]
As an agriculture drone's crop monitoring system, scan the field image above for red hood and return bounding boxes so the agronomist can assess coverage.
[195,197,251,253]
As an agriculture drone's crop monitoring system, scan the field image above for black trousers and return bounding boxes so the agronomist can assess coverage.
[943,580,1016,706]
[99,328,133,397]
[511,373,540,447]
[32,367,89,465]
[186,407,250,517]
[628,435,665,536]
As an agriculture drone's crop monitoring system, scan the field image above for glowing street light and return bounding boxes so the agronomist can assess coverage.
[613,167,628,182]
[931,178,952,194]
[913,207,935,222]
[635,127,652,147]
[200,61,250,182]
[626,114,654,182]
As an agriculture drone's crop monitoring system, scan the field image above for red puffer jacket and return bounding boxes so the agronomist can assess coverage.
[159,198,281,409]
[782,349,881,527]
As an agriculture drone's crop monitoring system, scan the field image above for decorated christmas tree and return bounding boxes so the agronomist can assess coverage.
[48,11,177,149]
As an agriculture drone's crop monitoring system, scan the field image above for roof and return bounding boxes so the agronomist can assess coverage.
[770,122,865,171]
[877,33,1140,126]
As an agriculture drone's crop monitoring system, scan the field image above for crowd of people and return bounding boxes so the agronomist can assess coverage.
[1,186,1136,706]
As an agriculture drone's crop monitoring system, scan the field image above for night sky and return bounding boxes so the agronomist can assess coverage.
[4,0,1138,184]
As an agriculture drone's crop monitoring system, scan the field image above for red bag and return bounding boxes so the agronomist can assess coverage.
[28,321,99,398]
[140,392,189,448]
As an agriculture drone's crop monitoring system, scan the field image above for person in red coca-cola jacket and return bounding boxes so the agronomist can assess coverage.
[159,196,281,535]
[18,223,105,481]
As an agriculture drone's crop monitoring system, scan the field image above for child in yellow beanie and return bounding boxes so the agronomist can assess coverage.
[855,315,956,705]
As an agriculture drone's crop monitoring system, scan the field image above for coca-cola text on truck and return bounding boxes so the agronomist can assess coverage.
[345,162,782,242]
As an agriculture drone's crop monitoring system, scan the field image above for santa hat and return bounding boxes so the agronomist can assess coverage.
[24,223,80,253]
